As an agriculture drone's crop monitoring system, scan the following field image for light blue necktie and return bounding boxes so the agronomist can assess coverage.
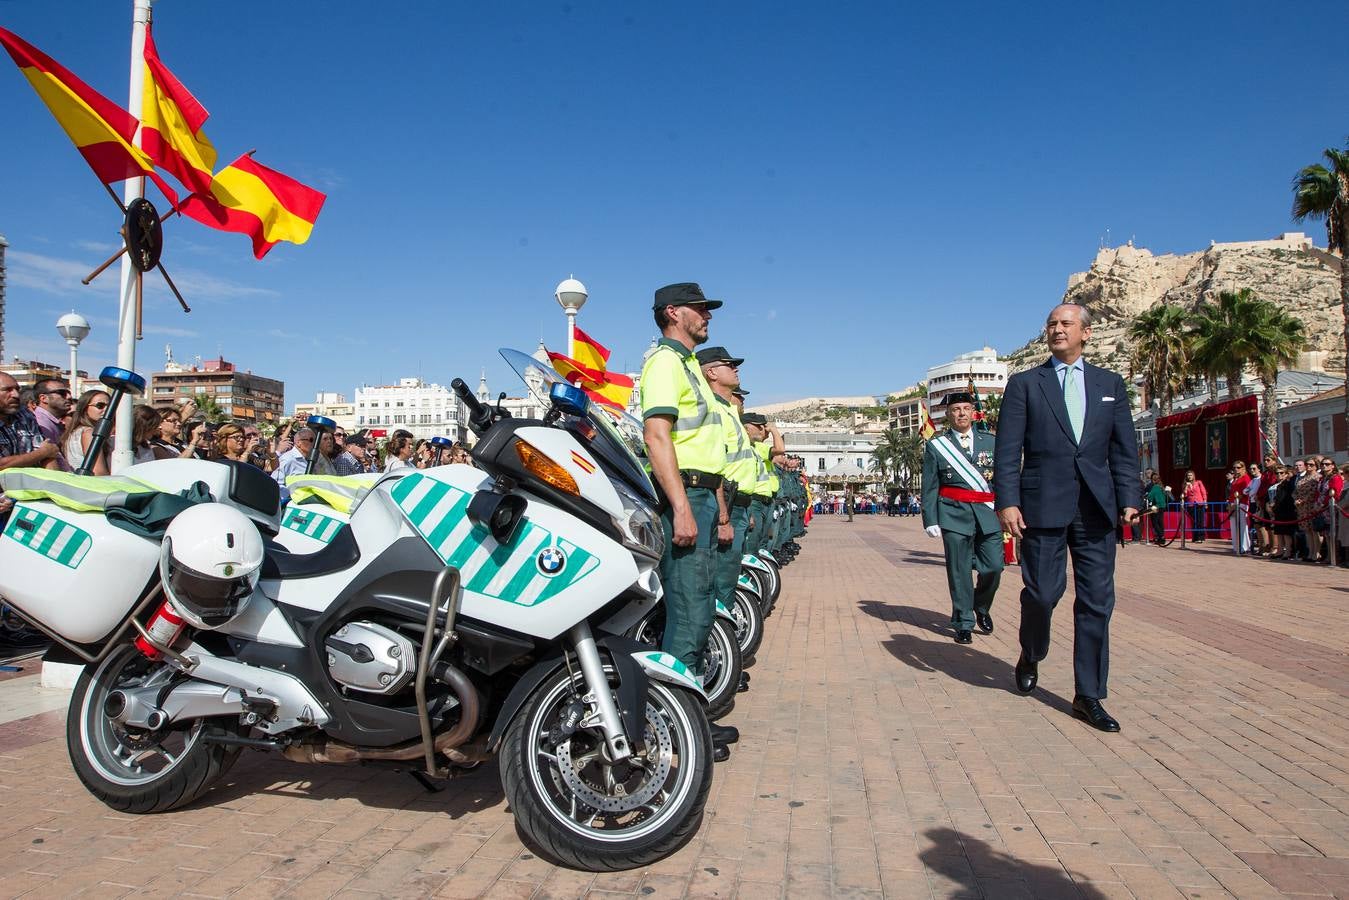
[1063,364,1083,441]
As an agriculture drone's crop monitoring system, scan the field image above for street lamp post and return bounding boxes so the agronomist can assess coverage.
[56,311,91,396]
[554,276,588,358]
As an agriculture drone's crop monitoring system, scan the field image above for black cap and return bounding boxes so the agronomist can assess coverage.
[732,387,749,397]
[653,282,723,311]
[740,413,767,426]
[943,391,976,407]
[695,346,745,368]
[343,434,368,447]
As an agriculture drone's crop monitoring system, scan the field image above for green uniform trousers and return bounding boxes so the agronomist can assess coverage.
[658,486,719,672]
[941,525,1003,630]
[714,504,750,608]
[745,498,770,557]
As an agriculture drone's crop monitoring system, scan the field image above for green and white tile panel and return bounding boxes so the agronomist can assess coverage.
[2,505,92,569]
[391,473,600,607]
[282,506,345,544]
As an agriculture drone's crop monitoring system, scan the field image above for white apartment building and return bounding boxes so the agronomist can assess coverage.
[355,378,468,443]
[293,392,357,431]
[784,430,880,477]
[926,346,1008,425]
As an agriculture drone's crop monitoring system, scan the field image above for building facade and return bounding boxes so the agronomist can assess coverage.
[149,356,285,424]
[0,358,87,391]
[888,396,926,436]
[355,378,468,443]
[925,347,1007,425]
[293,392,358,431]
[782,429,880,477]
[1278,387,1347,465]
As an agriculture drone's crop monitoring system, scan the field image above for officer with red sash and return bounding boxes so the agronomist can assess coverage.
[921,392,1003,643]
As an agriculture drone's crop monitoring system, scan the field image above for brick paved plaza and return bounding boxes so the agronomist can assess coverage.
[0,514,1345,898]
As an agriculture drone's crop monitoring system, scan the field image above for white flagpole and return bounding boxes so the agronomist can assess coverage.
[111,0,151,472]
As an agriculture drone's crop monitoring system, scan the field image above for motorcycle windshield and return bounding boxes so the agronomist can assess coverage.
[499,348,657,502]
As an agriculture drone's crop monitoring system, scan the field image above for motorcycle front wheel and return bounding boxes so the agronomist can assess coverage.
[502,666,712,871]
[732,586,764,660]
[67,644,242,813]
[632,612,742,721]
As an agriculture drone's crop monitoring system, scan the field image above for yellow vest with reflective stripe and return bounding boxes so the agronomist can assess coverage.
[639,339,726,474]
[715,396,759,487]
[754,443,780,494]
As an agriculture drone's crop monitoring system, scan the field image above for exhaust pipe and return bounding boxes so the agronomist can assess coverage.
[281,662,482,766]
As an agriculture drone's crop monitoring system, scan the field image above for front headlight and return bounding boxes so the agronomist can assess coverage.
[611,478,665,561]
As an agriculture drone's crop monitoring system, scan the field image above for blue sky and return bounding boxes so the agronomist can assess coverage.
[0,1,1340,408]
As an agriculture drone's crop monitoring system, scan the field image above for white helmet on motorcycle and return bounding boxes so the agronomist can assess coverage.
[160,502,265,628]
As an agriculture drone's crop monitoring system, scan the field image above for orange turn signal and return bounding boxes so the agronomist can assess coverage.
[515,441,580,496]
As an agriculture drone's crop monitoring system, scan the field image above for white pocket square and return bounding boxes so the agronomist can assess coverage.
[1101,397,1116,402]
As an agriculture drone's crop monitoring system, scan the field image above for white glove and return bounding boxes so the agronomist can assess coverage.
[925,525,941,538]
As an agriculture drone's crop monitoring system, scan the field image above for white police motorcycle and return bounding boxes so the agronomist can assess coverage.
[0,357,713,871]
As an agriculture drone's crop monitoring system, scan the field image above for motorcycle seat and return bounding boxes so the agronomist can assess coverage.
[261,522,360,579]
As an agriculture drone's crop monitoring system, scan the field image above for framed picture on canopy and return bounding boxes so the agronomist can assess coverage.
[1205,420,1227,470]
[1172,429,1190,469]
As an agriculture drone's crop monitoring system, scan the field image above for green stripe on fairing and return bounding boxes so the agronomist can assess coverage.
[391,473,601,607]
[2,505,92,570]
[282,506,344,544]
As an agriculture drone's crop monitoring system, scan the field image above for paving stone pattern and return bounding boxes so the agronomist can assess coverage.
[0,515,1344,898]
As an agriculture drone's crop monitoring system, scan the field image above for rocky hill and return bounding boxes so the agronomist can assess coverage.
[1002,233,1343,374]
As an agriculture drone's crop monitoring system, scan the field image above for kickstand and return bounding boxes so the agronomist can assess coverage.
[409,769,445,793]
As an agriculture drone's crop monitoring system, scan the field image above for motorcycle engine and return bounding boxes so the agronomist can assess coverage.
[325,621,416,694]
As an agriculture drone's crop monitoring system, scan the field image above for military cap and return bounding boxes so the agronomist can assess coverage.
[943,391,976,407]
[740,412,768,426]
[732,387,749,398]
[653,282,723,311]
[695,346,745,368]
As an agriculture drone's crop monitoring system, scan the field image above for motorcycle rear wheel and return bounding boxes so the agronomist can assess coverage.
[67,644,242,814]
[502,666,712,871]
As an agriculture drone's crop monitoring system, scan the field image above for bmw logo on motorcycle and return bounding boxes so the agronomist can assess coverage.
[536,546,567,576]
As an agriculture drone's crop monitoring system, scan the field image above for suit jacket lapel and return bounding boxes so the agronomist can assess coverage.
[1037,360,1077,444]
[1083,363,1110,440]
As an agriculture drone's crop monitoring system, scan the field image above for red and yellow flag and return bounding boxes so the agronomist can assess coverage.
[179,153,326,259]
[0,26,178,204]
[571,325,611,373]
[918,399,937,440]
[140,26,216,196]
[546,352,635,412]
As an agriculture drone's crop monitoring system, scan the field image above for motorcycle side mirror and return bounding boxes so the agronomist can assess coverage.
[467,490,527,545]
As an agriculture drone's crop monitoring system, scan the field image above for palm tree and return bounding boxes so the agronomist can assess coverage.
[1127,303,1192,415]
[894,432,926,493]
[870,427,904,487]
[1189,289,1269,401]
[1249,305,1307,455]
[981,394,1002,431]
[192,391,227,424]
[1292,139,1349,418]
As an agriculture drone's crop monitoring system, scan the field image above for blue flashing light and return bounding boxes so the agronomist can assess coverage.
[550,381,589,417]
[430,436,453,448]
[99,366,146,396]
[306,415,337,432]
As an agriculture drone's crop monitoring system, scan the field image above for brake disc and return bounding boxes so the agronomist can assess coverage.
[554,703,673,813]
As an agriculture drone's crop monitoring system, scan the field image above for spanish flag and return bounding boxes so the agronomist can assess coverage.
[179,152,326,259]
[546,351,635,412]
[140,26,215,196]
[918,399,937,440]
[571,325,611,373]
[0,26,178,204]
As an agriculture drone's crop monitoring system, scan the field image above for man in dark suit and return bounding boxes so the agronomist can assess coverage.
[921,392,1002,644]
[994,304,1140,732]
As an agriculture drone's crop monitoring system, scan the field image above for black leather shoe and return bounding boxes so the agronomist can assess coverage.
[954,629,973,644]
[710,724,740,745]
[1072,696,1120,732]
[976,612,993,634]
[713,744,731,762]
[1014,654,1037,693]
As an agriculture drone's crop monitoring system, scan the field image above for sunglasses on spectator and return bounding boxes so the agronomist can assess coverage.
[92,401,109,409]
[45,389,71,397]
